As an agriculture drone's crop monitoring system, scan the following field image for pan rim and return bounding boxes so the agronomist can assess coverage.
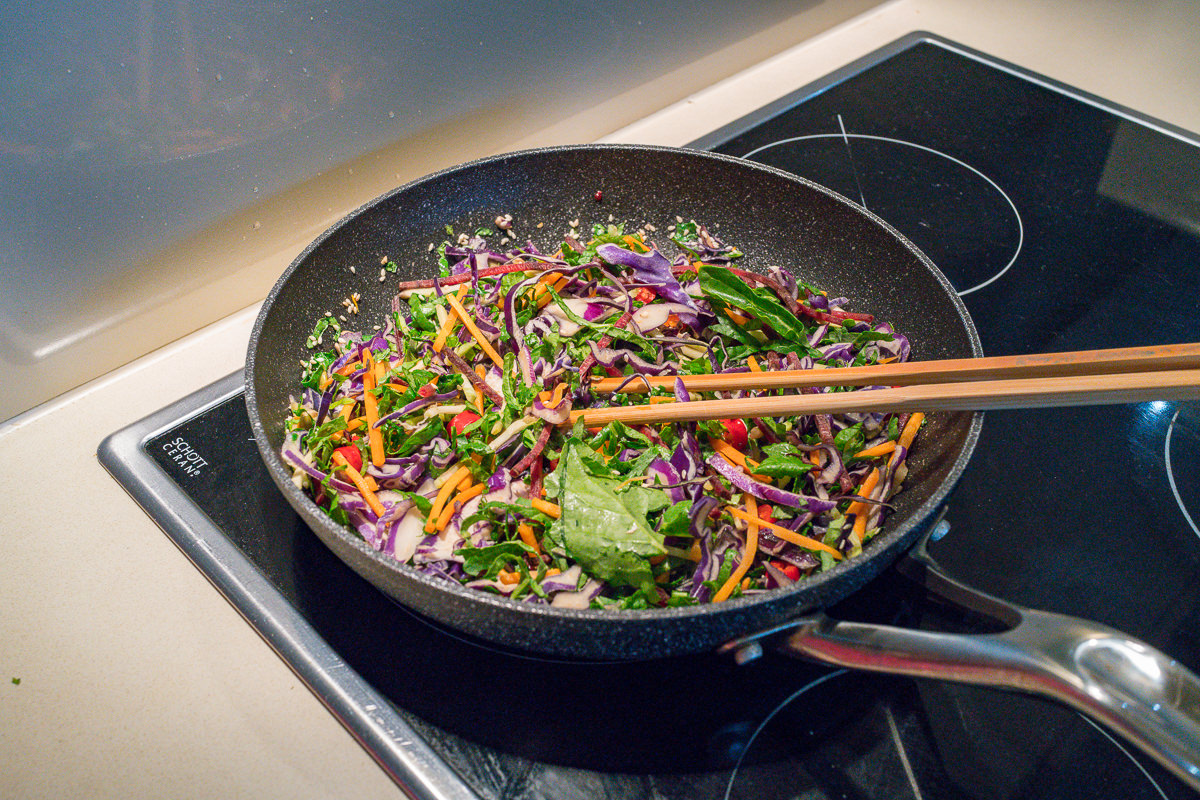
[245,142,983,632]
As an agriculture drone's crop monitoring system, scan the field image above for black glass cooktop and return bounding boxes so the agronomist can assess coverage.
[101,33,1200,799]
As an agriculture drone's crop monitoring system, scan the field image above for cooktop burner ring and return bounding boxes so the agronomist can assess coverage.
[1165,404,1199,539]
[741,131,1024,297]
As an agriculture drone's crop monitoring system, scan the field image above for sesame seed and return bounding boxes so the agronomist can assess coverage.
[427,243,435,251]
[349,266,356,274]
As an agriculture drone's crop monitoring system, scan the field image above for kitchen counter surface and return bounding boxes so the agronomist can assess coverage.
[4,2,1199,797]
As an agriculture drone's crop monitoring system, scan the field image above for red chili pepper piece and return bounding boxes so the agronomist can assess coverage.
[719,418,748,450]
[450,410,480,436]
[770,559,801,582]
[333,445,363,473]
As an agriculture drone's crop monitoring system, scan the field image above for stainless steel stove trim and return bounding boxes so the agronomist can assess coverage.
[688,31,1200,152]
[97,372,481,800]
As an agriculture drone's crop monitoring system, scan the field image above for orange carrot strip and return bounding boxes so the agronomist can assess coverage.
[747,355,762,372]
[473,366,487,414]
[897,412,925,451]
[445,291,505,368]
[622,234,647,252]
[517,523,542,555]
[497,569,521,585]
[436,482,486,532]
[534,273,572,309]
[852,441,897,460]
[727,507,843,560]
[723,306,750,326]
[426,464,471,533]
[714,494,759,602]
[710,438,773,483]
[332,451,385,517]
[531,498,561,519]
[648,396,675,405]
[848,467,882,539]
[362,352,385,468]
[432,284,469,352]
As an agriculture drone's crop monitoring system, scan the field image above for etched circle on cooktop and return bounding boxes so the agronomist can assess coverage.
[1166,403,1200,539]
[742,133,1023,296]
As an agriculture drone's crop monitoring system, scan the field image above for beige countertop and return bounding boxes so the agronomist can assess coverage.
[4,2,1200,797]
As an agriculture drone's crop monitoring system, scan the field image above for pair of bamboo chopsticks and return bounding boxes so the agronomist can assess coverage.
[569,342,1200,427]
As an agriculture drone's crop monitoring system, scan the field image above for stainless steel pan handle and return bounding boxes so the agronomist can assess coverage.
[723,519,1200,792]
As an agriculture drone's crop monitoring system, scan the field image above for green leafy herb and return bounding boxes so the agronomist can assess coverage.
[698,265,808,341]
[456,541,532,578]
[753,454,817,479]
[558,443,666,589]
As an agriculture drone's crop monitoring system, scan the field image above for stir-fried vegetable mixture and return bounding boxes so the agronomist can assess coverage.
[282,219,923,609]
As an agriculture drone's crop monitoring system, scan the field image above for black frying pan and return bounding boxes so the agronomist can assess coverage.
[246,145,1200,786]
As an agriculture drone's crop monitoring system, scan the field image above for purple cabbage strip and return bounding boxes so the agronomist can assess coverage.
[595,243,701,323]
[374,390,460,427]
[706,453,836,513]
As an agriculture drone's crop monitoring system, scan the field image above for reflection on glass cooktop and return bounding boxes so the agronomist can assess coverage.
[101,33,1200,799]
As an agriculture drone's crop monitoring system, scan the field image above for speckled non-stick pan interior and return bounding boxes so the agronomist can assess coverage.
[246,144,982,659]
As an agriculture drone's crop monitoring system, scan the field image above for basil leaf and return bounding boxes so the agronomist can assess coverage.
[558,444,666,589]
[396,419,444,457]
[698,265,808,341]
[658,502,693,537]
[455,541,532,578]
[615,484,671,519]
[833,422,865,456]
[753,454,817,479]
[761,441,807,459]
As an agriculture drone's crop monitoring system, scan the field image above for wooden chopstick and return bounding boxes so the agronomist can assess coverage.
[589,342,1200,394]
[569,368,1200,427]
